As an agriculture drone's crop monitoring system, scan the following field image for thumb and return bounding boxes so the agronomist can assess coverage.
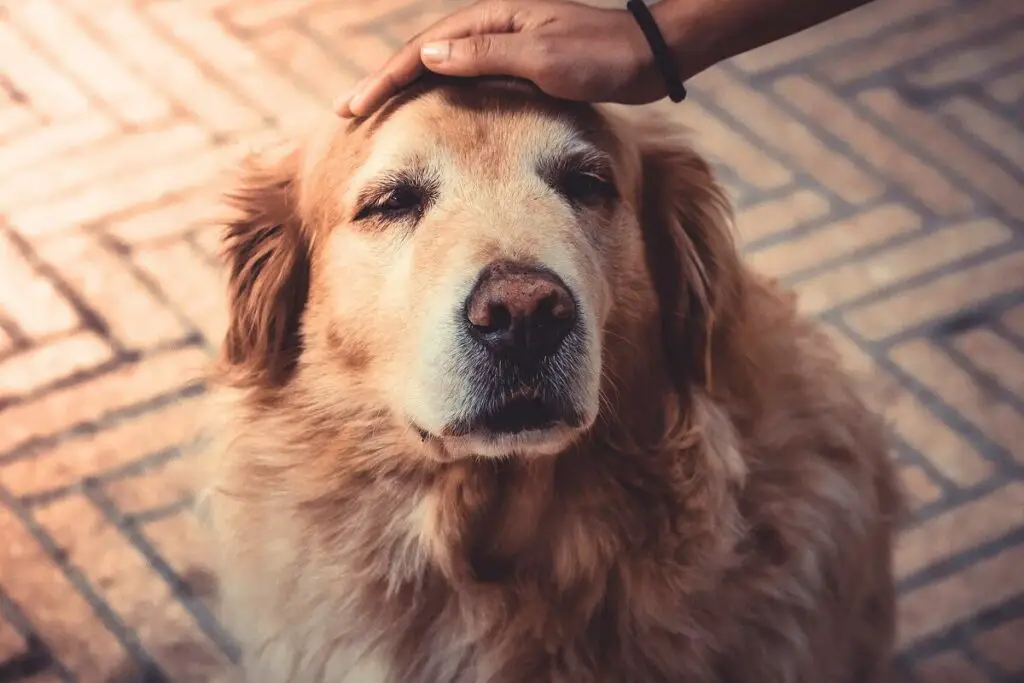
[420,34,530,78]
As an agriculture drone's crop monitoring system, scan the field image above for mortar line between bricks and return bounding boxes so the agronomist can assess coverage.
[9,14,131,132]
[3,127,230,216]
[66,3,197,129]
[898,594,1024,664]
[887,433,961,500]
[737,0,964,88]
[960,638,1019,683]
[684,88,857,214]
[0,312,29,350]
[932,102,1024,185]
[728,63,956,231]
[823,315,1021,472]
[811,250,1024,324]
[990,320,1024,352]
[0,221,124,355]
[0,483,173,682]
[870,290,1024,352]
[823,73,1024,231]
[898,527,1024,594]
[18,442,194,508]
[137,7,277,127]
[932,336,1024,413]
[0,585,74,683]
[128,495,196,526]
[827,18,1024,99]
[85,484,242,663]
[903,474,1024,529]
[0,381,207,467]
[0,333,204,412]
[93,231,213,346]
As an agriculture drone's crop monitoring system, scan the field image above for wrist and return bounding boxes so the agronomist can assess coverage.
[649,0,717,81]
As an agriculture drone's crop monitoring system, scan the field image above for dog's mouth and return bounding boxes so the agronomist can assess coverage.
[442,395,579,439]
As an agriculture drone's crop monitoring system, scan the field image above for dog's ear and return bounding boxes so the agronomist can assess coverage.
[635,119,743,394]
[218,150,310,389]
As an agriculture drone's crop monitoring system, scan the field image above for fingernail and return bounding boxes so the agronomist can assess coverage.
[421,42,450,63]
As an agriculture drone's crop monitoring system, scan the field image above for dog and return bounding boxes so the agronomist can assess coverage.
[197,75,903,683]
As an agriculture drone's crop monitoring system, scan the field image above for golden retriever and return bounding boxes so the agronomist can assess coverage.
[198,76,903,683]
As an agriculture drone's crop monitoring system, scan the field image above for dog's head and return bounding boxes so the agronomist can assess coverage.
[218,77,740,460]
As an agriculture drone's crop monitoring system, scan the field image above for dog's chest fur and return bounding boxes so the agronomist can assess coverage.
[209,402,747,683]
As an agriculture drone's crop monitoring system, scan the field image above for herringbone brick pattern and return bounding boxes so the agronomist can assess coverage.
[0,0,1021,681]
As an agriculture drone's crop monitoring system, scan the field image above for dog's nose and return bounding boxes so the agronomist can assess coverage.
[466,261,577,361]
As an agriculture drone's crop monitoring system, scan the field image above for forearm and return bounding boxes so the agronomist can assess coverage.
[650,0,877,79]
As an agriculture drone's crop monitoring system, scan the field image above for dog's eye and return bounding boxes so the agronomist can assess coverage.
[379,185,424,216]
[355,181,430,222]
[562,171,613,201]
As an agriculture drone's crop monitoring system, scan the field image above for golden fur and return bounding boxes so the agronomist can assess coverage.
[198,77,903,683]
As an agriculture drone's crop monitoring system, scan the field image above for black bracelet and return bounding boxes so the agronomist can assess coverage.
[626,0,687,103]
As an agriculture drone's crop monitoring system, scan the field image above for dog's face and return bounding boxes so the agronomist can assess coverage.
[220,78,737,460]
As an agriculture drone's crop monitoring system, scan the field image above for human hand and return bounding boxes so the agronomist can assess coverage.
[335,0,669,118]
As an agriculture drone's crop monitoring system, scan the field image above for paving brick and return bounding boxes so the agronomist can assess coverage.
[859,88,1024,222]
[0,122,208,211]
[820,0,1024,85]
[952,329,1024,398]
[191,224,226,262]
[0,346,207,456]
[775,77,973,215]
[795,218,1012,316]
[0,332,112,397]
[11,0,173,126]
[0,114,115,180]
[8,133,276,236]
[844,249,1024,340]
[896,481,1024,579]
[0,616,25,663]
[972,618,1024,675]
[681,101,793,191]
[822,330,995,486]
[0,232,79,339]
[143,512,223,616]
[0,394,204,499]
[103,457,195,518]
[221,0,335,30]
[35,497,233,681]
[899,465,943,510]
[1002,305,1024,338]
[0,96,38,142]
[146,3,325,123]
[297,0,424,36]
[899,543,1024,645]
[735,189,831,244]
[690,69,884,204]
[986,71,1024,105]
[106,190,223,245]
[0,25,92,120]
[33,235,186,349]
[311,28,396,76]
[74,4,265,137]
[251,24,361,103]
[940,97,1024,170]
[133,241,228,346]
[0,504,129,681]
[906,29,1024,89]
[730,0,953,73]
[915,651,989,683]
[747,203,922,279]
[891,340,1024,461]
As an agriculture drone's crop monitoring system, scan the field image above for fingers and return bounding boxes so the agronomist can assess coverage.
[335,0,520,117]
[419,34,536,78]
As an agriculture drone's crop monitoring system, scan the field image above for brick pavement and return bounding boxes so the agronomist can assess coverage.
[0,0,1021,681]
